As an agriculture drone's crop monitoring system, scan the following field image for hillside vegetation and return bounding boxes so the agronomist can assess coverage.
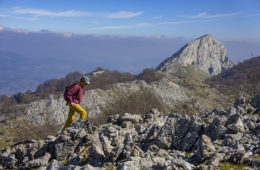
[206,56,260,99]
[161,65,233,111]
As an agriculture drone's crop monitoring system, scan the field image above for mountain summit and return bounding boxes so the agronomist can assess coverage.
[157,34,234,75]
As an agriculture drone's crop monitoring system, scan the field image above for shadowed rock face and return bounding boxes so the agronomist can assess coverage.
[0,94,259,169]
[157,34,234,75]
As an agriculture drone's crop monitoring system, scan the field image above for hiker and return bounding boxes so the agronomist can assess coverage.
[62,75,90,131]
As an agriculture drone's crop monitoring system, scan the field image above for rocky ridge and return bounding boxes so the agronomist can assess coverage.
[24,73,228,126]
[1,94,259,169]
[157,34,234,76]
[24,77,193,125]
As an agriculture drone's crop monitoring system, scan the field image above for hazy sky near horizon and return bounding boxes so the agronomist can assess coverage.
[1,0,260,40]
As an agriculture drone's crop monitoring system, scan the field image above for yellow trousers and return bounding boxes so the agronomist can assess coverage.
[62,103,87,131]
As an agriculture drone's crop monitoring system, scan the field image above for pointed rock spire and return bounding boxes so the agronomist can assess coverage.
[157,34,234,75]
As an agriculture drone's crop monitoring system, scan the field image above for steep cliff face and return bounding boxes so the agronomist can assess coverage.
[157,34,234,75]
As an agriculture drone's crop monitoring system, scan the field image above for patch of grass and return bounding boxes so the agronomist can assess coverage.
[172,65,210,82]
[169,98,201,116]
[0,126,13,149]
[181,79,210,97]
[166,65,233,111]
[85,143,92,149]
[219,162,250,170]
[252,154,260,159]
[185,151,192,157]
[13,118,61,143]
[80,148,90,157]
[247,108,259,116]
[79,143,92,163]
[0,115,61,149]
[219,158,260,170]
[92,88,168,125]
[105,164,117,170]
[61,160,67,166]
[252,108,260,115]
[248,112,259,116]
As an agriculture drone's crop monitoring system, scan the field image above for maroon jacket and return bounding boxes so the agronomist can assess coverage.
[66,84,84,104]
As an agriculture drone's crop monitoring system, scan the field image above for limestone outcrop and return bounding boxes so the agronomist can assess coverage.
[157,34,234,75]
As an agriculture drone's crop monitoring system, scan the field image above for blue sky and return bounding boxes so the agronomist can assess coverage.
[1,0,260,40]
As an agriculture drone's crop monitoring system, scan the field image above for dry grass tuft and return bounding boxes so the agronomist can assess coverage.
[90,88,168,125]
[0,116,61,149]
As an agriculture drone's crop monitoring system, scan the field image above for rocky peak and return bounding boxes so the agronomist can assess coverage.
[157,34,234,75]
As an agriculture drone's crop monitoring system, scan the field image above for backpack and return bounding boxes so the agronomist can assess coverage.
[63,83,80,103]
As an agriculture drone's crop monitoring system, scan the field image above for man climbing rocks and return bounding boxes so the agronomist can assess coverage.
[62,75,90,131]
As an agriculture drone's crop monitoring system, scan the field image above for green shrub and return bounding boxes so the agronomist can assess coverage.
[87,68,136,90]
[137,68,165,83]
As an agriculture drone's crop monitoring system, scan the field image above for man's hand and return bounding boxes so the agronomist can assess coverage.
[71,102,76,108]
